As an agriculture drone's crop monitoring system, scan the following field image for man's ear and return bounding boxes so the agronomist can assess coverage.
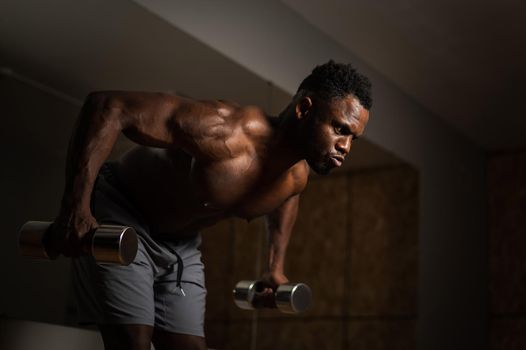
[295,96,313,120]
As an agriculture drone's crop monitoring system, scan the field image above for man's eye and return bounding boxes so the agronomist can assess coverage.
[334,126,342,134]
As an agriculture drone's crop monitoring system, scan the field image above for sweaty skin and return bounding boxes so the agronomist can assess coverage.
[53,91,369,286]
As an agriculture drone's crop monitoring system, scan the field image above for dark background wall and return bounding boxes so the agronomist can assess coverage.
[488,152,526,350]
[0,77,77,324]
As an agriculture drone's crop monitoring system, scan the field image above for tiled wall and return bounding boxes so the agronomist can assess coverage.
[488,153,526,349]
[201,165,419,350]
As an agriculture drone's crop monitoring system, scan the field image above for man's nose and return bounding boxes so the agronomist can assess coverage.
[336,137,351,155]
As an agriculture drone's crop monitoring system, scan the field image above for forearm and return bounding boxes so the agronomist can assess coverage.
[60,93,123,216]
[267,228,290,273]
[266,194,299,273]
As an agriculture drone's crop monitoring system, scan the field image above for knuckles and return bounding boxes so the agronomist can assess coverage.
[51,213,99,257]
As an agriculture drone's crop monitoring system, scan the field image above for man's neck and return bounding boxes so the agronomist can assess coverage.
[262,106,304,174]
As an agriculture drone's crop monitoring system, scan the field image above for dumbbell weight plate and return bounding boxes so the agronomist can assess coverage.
[232,280,257,310]
[92,225,138,265]
[275,283,312,314]
[18,221,52,259]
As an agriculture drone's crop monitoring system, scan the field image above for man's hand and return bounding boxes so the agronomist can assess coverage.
[250,271,290,309]
[48,210,99,258]
[259,270,289,290]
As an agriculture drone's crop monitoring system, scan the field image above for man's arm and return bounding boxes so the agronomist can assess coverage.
[55,91,226,255]
[263,194,300,286]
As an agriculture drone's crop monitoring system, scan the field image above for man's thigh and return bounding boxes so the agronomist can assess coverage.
[72,239,156,326]
[153,275,207,337]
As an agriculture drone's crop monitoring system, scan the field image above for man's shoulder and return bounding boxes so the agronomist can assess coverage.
[236,105,272,138]
[187,99,267,133]
[177,99,242,137]
[192,100,260,130]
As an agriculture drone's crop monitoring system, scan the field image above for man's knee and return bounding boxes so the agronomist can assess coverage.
[99,324,153,350]
[152,329,206,350]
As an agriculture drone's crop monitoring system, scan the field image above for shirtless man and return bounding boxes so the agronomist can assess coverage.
[52,60,371,350]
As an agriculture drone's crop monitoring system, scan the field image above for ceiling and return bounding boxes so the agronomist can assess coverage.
[282,0,526,150]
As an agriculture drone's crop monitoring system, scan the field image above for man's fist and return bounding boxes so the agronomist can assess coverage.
[49,210,99,257]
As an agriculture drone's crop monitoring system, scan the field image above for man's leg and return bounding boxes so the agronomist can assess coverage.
[152,328,206,350]
[99,324,153,350]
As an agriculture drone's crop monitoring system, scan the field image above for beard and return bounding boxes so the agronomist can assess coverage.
[309,161,331,175]
[305,147,332,175]
[302,120,334,175]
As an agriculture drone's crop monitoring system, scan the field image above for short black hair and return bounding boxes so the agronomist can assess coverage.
[297,60,372,109]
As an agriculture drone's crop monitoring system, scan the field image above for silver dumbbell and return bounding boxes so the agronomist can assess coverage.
[233,280,312,314]
[18,221,138,266]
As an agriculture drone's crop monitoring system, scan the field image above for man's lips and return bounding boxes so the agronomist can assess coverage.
[330,155,344,167]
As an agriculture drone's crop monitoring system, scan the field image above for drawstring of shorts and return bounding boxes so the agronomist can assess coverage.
[164,244,186,297]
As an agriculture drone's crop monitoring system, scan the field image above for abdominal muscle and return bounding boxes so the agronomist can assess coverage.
[112,146,298,237]
[112,146,220,236]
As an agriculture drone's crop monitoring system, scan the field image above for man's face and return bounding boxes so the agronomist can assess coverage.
[301,95,369,175]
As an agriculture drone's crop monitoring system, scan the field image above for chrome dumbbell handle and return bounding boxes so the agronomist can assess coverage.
[18,221,138,266]
[233,280,312,314]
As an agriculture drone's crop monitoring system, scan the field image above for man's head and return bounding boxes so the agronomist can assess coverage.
[293,60,372,175]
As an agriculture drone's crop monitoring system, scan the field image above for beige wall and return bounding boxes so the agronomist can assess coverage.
[202,164,419,350]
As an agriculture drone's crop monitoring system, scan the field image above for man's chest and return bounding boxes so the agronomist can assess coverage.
[190,155,307,219]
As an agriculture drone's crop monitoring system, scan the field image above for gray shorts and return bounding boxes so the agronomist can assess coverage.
[71,163,206,337]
